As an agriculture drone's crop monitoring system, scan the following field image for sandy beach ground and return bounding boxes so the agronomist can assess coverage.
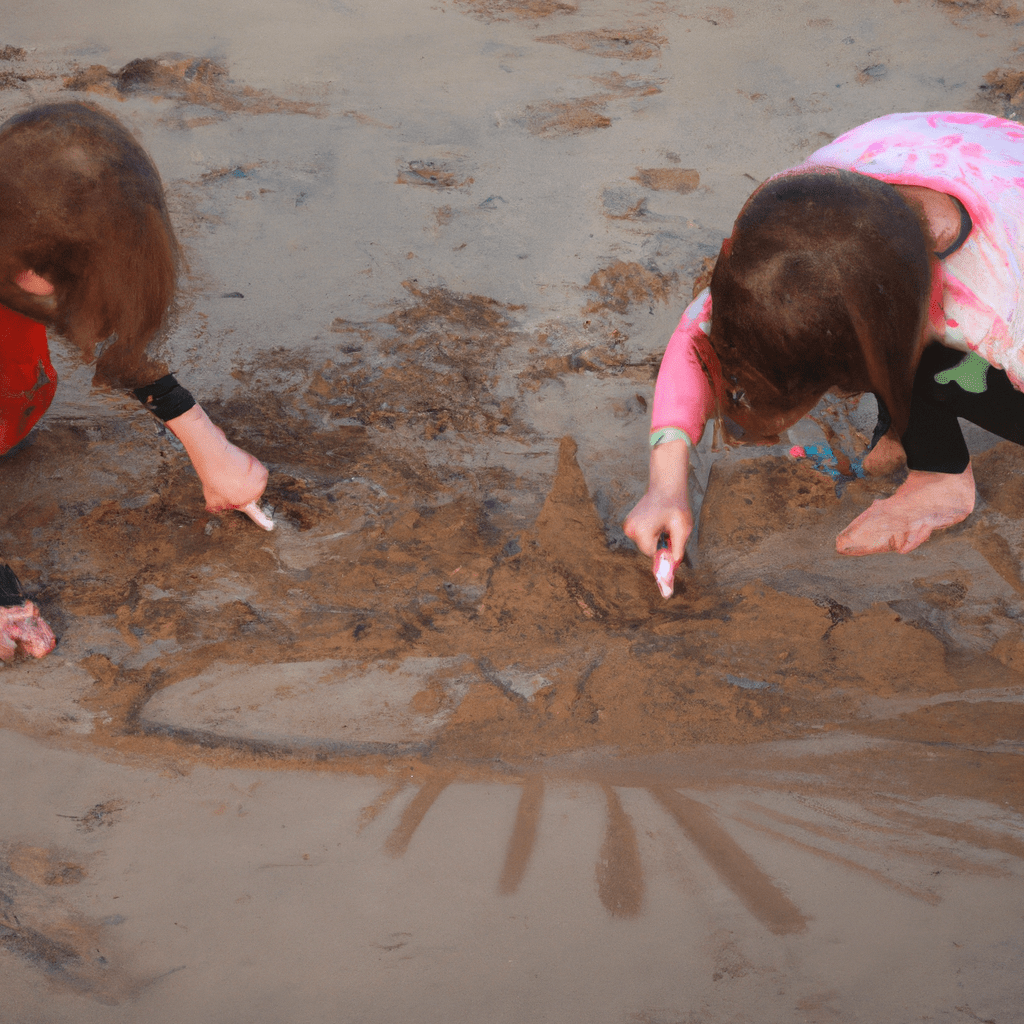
[2,1,1024,1021]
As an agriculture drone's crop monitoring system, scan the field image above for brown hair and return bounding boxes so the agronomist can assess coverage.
[0,101,178,387]
[708,169,934,441]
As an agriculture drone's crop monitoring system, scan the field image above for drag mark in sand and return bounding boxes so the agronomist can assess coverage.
[384,776,452,857]
[866,799,1024,863]
[536,28,667,61]
[596,786,645,918]
[741,800,1011,878]
[499,775,545,895]
[649,787,807,935]
[736,817,942,905]
[358,780,408,832]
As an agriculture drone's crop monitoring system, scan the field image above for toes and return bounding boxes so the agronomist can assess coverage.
[898,522,935,554]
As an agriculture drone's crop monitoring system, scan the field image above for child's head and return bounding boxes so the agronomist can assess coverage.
[0,101,179,387]
[708,168,933,442]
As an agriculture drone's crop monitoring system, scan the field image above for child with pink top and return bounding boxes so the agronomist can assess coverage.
[625,111,1024,592]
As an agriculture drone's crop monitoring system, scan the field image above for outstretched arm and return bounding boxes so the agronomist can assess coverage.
[624,289,717,595]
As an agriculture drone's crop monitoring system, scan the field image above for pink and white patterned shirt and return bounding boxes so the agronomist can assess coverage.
[651,111,1024,447]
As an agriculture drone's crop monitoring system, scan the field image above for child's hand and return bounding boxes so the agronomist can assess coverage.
[0,601,57,661]
[165,405,271,528]
[623,438,693,565]
[624,490,693,563]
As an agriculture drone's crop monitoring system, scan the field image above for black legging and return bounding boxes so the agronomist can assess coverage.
[893,342,1024,473]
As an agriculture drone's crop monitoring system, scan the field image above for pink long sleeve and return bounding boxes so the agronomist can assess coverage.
[650,288,718,446]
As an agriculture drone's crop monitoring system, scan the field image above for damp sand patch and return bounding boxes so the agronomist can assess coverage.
[139,656,474,754]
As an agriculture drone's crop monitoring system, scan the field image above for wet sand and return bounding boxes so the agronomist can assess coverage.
[2,1,1024,1021]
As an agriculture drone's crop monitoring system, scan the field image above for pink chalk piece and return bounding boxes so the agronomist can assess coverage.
[653,548,677,599]
[789,445,806,459]
[239,501,274,531]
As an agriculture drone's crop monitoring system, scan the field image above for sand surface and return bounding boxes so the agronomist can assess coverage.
[2,1,1024,1021]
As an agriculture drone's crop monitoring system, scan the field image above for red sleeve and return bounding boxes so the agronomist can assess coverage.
[0,304,57,455]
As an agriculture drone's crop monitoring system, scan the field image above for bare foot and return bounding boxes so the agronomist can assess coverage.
[861,432,906,477]
[836,464,975,555]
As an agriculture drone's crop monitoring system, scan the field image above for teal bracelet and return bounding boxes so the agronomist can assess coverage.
[649,427,692,448]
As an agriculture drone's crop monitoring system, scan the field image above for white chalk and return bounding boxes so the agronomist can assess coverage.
[240,501,275,531]
[653,548,676,599]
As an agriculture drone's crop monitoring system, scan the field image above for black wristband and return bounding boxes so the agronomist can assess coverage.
[132,374,196,422]
[0,563,26,608]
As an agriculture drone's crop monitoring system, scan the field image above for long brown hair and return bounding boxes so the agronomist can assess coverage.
[0,101,178,387]
[708,169,934,441]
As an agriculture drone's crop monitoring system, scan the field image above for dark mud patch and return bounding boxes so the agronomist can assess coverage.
[936,0,1023,22]
[700,458,836,553]
[63,55,323,117]
[6,844,87,887]
[590,71,664,97]
[0,45,34,89]
[522,96,613,137]
[632,167,700,193]
[978,67,1024,118]
[537,28,667,61]
[518,74,661,137]
[396,160,474,190]
[583,260,678,314]
[517,335,659,385]
[327,283,525,439]
[0,58,54,91]
[0,842,137,1002]
[455,0,577,19]
[854,698,1024,750]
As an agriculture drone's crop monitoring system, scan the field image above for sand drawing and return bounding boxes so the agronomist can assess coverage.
[3,3,1024,1018]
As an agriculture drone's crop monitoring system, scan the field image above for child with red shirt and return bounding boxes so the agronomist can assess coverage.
[0,102,270,659]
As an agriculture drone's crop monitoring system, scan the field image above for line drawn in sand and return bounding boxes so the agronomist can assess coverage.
[365,754,1024,928]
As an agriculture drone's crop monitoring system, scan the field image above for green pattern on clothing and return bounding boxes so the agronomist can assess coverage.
[649,426,692,448]
[934,351,990,394]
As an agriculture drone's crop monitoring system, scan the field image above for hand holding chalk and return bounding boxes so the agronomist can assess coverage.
[622,436,692,598]
[165,405,270,528]
[239,501,275,531]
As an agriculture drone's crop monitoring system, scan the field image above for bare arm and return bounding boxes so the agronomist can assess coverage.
[623,438,693,564]
[164,404,271,528]
[132,376,271,530]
